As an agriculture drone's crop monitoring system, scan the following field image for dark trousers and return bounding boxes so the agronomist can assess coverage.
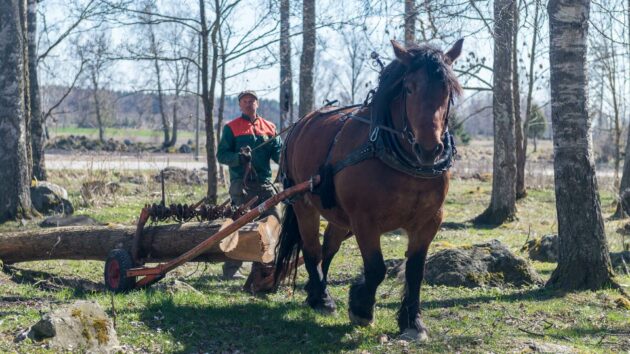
[222,179,279,277]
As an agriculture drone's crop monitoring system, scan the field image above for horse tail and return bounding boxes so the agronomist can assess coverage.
[273,203,302,288]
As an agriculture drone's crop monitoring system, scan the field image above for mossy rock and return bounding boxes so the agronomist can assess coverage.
[25,300,119,352]
[424,240,543,288]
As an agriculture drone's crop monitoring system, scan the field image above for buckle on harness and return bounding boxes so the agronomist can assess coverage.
[369,127,380,142]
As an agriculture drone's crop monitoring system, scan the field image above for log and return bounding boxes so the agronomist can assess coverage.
[0,216,280,264]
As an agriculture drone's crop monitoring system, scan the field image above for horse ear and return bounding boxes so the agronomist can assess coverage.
[391,40,411,66]
[445,38,464,64]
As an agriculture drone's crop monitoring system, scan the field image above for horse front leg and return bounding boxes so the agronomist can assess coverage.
[398,215,441,342]
[348,224,386,327]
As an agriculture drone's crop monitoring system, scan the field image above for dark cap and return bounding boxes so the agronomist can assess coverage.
[238,90,258,101]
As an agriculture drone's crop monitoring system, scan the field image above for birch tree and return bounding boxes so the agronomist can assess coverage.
[298,0,315,118]
[475,0,517,225]
[546,0,615,290]
[0,0,33,222]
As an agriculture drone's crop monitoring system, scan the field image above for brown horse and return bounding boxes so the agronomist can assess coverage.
[274,39,463,341]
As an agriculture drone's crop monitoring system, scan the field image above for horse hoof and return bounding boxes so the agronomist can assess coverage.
[399,328,429,342]
[348,309,373,327]
[314,304,337,315]
[305,298,336,315]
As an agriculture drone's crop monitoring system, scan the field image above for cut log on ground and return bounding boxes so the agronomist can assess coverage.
[0,216,279,265]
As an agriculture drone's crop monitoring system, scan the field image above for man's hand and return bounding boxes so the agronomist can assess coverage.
[239,146,252,165]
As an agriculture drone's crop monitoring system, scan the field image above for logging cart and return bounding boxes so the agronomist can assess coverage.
[103,176,318,293]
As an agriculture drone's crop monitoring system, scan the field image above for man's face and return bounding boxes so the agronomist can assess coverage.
[239,95,258,117]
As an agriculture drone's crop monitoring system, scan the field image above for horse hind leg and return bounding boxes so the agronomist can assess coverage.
[348,224,386,327]
[293,201,336,314]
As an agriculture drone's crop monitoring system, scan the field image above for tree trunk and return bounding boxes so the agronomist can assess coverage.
[18,0,32,183]
[200,0,219,203]
[404,0,416,45]
[298,0,315,118]
[154,57,170,147]
[279,0,293,130]
[217,29,226,186]
[170,96,178,147]
[0,0,33,222]
[91,71,105,143]
[0,217,279,264]
[522,0,541,196]
[513,0,525,199]
[475,0,517,225]
[546,0,615,290]
[28,0,46,181]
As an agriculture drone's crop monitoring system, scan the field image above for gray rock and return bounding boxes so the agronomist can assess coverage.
[523,340,576,353]
[40,215,104,228]
[610,251,630,275]
[523,234,558,262]
[25,300,119,353]
[179,144,192,154]
[31,182,74,216]
[424,240,543,288]
[153,278,201,295]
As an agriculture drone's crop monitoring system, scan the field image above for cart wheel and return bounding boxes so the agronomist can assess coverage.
[104,249,136,293]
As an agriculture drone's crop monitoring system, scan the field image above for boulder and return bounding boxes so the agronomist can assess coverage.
[423,240,543,288]
[30,182,74,215]
[179,144,192,154]
[24,301,119,353]
[385,241,542,288]
[523,234,558,262]
[610,251,630,275]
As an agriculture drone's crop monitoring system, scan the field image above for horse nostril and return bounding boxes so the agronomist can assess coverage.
[432,143,444,158]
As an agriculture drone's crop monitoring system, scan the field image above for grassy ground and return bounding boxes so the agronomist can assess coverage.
[1,167,629,353]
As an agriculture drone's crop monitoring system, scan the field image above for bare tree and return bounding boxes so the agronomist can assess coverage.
[200,0,219,203]
[475,0,517,225]
[79,32,111,143]
[279,0,293,129]
[404,0,416,45]
[520,0,543,198]
[546,0,615,290]
[143,1,171,147]
[513,0,525,199]
[0,0,33,222]
[28,0,46,181]
[298,0,315,118]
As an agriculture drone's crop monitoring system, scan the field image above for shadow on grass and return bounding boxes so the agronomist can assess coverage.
[1,265,102,297]
[138,297,356,353]
[440,221,471,230]
[379,287,567,311]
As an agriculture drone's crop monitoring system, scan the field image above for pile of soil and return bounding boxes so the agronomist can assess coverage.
[46,135,167,153]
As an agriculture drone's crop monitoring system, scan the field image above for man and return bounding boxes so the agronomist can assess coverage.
[217,90,282,280]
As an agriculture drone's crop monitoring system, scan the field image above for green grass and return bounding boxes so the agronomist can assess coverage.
[1,171,629,353]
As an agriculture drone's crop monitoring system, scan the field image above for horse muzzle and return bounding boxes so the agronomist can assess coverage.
[413,142,445,166]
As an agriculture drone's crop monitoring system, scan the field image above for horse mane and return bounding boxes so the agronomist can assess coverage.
[371,43,462,122]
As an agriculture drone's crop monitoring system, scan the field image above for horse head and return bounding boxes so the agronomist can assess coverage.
[389,39,463,166]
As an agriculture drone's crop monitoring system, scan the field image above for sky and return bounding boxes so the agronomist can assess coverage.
[36,0,628,125]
